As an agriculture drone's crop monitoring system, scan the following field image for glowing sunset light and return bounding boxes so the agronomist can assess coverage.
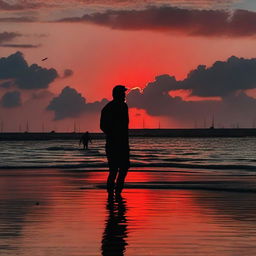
[169,89,222,102]
[1,1,256,131]
[2,1,256,255]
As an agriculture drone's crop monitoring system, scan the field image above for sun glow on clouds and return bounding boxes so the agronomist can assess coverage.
[129,108,157,129]
[169,89,222,102]
[128,108,179,129]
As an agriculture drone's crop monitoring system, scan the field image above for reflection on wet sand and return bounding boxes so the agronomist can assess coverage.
[0,172,51,253]
[195,191,256,223]
[1,169,256,255]
[101,195,128,256]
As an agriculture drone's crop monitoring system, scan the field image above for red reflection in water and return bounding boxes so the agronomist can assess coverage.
[1,170,256,255]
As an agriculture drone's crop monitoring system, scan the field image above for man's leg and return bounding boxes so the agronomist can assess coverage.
[115,168,128,195]
[107,168,118,194]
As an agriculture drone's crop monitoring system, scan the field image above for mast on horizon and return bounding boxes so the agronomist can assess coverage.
[0,120,3,133]
[26,120,29,132]
[74,120,77,133]
[210,115,215,129]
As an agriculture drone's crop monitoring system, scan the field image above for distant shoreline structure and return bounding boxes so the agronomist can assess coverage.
[1,128,256,140]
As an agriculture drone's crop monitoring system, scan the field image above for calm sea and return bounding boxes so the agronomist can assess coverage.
[1,137,256,172]
[1,137,256,255]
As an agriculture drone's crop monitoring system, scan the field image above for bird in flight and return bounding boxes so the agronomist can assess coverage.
[41,57,48,61]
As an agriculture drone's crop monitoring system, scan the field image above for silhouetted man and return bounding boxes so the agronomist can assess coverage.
[100,85,130,195]
[79,131,92,150]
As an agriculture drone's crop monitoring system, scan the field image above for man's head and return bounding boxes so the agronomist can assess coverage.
[112,85,128,102]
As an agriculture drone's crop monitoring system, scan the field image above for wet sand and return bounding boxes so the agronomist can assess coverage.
[1,168,256,255]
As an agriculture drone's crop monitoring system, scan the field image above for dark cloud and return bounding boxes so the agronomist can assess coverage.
[0,16,37,22]
[18,64,58,89]
[0,80,15,88]
[0,0,48,10]
[47,86,86,120]
[46,54,256,125]
[128,56,256,100]
[0,0,237,11]
[127,56,256,126]
[47,86,108,120]
[141,74,179,95]
[63,69,74,78]
[1,91,21,108]
[182,56,256,97]
[128,85,216,120]
[0,43,40,48]
[42,0,236,8]
[0,32,40,49]
[128,85,256,127]
[127,74,182,116]
[0,32,21,43]
[0,52,28,79]
[59,6,256,37]
[0,51,58,89]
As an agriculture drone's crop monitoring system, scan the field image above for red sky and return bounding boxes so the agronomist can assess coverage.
[1,0,256,131]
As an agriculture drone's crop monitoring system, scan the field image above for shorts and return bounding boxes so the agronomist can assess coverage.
[106,141,130,169]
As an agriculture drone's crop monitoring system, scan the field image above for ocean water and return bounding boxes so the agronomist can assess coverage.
[1,137,256,171]
[1,137,256,255]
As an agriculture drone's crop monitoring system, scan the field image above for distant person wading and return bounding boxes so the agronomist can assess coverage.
[100,85,130,196]
[79,131,92,150]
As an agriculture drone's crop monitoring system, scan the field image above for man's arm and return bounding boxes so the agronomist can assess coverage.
[125,103,129,127]
[100,107,110,134]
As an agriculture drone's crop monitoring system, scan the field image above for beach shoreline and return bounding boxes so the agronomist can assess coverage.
[1,167,256,255]
[2,128,256,141]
